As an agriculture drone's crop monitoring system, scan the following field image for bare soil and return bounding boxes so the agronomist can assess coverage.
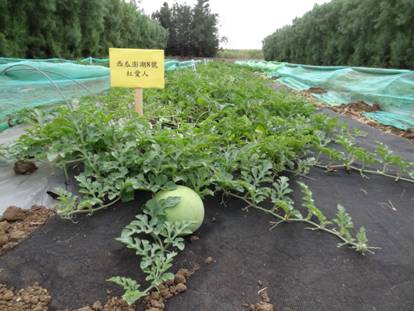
[143,266,199,311]
[0,282,132,311]
[0,205,54,255]
[330,101,414,141]
[14,159,38,175]
[271,80,414,142]
[248,288,274,311]
[332,100,381,116]
[290,85,414,142]
[0,266,198,311]
[70,297,134,311]
[306,87,327,94]
[2,158,414,311]
[0,283,51,311]
[0,203,198,311]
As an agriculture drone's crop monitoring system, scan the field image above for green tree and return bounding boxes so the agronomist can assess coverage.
[4,1,28,57]
[190,0,219,57]
[262,0,414,69]
[0,0,167,58]
[24,0,58,58]
[101,0,123,53]
[0,0,8,55]
[173,3,192,56]
[55,0,82,58]
[153,0,219,57]
[153,2,177,54]
[79,0,105,56]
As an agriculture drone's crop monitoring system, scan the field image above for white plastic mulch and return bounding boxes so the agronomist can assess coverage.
[0,125,64,214]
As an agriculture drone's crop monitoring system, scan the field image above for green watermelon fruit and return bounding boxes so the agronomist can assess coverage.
[154,185,205,234]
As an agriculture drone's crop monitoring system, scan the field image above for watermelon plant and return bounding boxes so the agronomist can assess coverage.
[109,197,194,304]
[5,62,413,256]
[5,62,413,305]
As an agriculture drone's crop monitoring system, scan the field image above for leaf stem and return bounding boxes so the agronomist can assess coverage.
[226,191,378,253]
[315,164,414,183]
[62,197,121,217]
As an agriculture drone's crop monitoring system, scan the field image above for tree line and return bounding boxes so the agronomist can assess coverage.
[153,0,219,57]
[0,0,168,59]
[262,0,414,69]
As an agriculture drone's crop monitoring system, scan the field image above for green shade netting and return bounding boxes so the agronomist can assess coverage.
[0,61,110,131]
[236,61,414,131]
[0,57,109,65]
[165,59,202,71]
[0,57,200,131]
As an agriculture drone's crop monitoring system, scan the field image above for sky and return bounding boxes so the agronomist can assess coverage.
[139,0,330,49]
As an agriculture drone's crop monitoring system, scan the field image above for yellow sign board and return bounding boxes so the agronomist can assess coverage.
[109,48,165,89]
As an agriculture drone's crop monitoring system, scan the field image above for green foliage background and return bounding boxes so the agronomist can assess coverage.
[262,0,414,69]
[153,0,219,57]
[217,49,263,60]
[0,0,168,58]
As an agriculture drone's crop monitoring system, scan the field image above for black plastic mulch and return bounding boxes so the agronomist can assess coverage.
[0,111,413,311]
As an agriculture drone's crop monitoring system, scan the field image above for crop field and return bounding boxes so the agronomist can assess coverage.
[1,62,414,310]
[1,1,414,311]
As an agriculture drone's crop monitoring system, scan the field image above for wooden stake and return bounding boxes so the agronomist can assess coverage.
[134,88,144,115]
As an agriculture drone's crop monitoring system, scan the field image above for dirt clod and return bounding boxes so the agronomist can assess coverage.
[2,206,26,221]
[92,301,103,309]
[279,81,414,142]
[190,235,200,241]
[177,268,193,278]
[401,128,414,139]
[175,283,187,293]
[102,297,134,311]
[144,266,198,311]
[72,297,134,311]
[174,273,186,284]
[306,87,327,94]
[0,205,54,255]
[205,256,214,264]
[249,288,274,311]
[0,283,51,311]
[159,288,173,300]
[333,101,381,117]
[328,101,414,141]
[0,231,8,247]
[9,229,26,241]
[150,299,164,308]
[14,160,38,175]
